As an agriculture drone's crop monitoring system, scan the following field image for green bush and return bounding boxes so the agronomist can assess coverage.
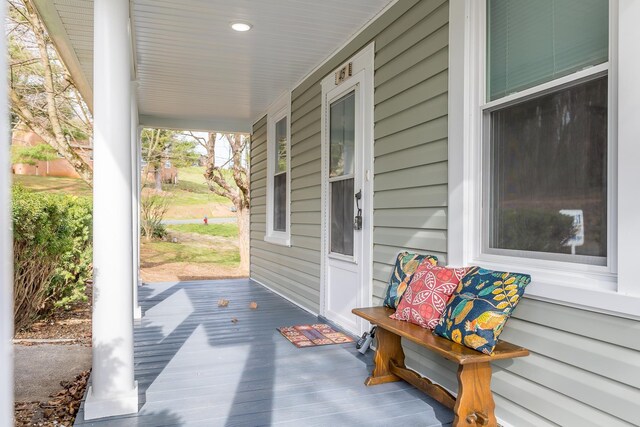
[12,186,92,331]
[141,193,168,241]
[494,208,576,253]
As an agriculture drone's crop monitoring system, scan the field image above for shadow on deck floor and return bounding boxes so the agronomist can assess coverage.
[74,279,453,426]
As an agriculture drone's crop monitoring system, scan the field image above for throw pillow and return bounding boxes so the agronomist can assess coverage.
[390,263,468,329]
[383,252,438,309]
[434,267,531,354]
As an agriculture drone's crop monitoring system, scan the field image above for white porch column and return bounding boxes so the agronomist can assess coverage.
[131,83,142,320]
[85,0,138,419]
[0,1,14,425]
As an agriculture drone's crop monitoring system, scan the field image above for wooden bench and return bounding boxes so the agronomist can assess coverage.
[352,307,529,427]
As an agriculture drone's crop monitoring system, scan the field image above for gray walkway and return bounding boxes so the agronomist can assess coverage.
[15,344,91,402]
[74,279,453,426]
[162,217,235,225]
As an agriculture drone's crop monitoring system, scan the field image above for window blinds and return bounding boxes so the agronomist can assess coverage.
[487,0,608,101]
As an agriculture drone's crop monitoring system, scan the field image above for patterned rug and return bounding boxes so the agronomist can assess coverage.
[277,324,354,348]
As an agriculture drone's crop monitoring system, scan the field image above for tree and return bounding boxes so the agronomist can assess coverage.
[7,0,93,184]
[141,128,199,192]
[189,132,250,271]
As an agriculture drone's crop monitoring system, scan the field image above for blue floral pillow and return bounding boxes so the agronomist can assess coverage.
[383,252,438,309]
[434,267,531,354]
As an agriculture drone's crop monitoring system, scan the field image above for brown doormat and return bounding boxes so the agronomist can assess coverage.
[277,324,354,348]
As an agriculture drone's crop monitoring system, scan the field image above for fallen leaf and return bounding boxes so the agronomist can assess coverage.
[218,299,229,307]
[249,302,258,309]
[231,317,238,323]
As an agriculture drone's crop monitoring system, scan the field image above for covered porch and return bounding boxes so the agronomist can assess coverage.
[73,279,453,426]
[1,0,639,426]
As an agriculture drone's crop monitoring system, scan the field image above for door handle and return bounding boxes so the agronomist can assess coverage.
[354,190,362,230]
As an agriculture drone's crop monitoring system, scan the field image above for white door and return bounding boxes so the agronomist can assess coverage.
[320,45,374,336]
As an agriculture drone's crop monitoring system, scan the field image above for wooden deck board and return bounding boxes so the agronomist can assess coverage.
[74,279,453,426]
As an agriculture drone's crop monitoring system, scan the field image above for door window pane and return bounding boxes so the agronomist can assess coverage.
[488,76,607,263]
[330,92,355,177]
[330,178,354,256]
[273,172,286,232]
[275,117,287,173]
[487,0,608,100]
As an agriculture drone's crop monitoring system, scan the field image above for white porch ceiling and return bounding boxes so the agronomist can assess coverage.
[35,0,394,132]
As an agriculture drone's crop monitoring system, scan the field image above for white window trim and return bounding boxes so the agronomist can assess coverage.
[449,0,640,319]
[264,91,291,246]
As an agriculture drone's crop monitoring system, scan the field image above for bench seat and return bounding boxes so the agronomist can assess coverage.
[353,306,529,427]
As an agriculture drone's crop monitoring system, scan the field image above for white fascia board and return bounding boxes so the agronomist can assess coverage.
[139,114,251,133]
[31,0,94,112]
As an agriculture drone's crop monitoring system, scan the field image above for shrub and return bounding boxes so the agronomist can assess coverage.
[141,194,168,241]
[494,208,576,253]
[12,186,92,331]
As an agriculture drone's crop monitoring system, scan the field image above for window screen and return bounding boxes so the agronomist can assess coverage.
[488,76,607,263]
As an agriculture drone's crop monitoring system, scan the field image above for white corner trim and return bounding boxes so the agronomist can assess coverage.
[84,381,138,420]
[616,0,640,297]
[447,0,468,267]
[250,278,318,317]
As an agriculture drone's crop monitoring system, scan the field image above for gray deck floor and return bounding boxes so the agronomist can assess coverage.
[75,279,453,426]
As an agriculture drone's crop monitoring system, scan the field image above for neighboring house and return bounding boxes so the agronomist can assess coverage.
[11,129,93,179]
[13,0,638,425]
[141,159,178,185]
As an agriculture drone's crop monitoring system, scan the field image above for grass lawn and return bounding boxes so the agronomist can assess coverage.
[167,223,238,238]
[13,175,92,197]
[140,221,245,281]
[150,166,234,219]
[143,241,240,265]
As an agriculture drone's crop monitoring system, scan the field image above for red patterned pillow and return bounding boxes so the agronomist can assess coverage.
[390,264,468,329]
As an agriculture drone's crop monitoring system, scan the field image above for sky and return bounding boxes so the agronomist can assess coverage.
[188,131,232,167]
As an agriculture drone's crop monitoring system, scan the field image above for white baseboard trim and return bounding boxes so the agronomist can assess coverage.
[250,277,318,317]
[83,381,138,420]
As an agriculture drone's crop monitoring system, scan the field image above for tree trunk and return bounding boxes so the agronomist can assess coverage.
[236,206,250,273]
[154,166,163,192]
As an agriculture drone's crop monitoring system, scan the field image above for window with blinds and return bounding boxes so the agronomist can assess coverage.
[487,0,608,100]
[483,0,610,265]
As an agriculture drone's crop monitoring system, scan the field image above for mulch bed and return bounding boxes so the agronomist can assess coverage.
[14,284,92,346]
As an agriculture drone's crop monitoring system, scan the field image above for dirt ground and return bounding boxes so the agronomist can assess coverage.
[140,261,247,282]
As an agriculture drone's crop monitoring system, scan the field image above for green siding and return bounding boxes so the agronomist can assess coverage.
[250,1,640,426]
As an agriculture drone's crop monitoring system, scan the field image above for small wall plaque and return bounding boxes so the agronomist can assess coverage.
[335,62,353,85]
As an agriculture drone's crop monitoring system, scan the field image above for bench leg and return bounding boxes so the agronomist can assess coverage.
[453,362,497,427]
[364,327,405,386]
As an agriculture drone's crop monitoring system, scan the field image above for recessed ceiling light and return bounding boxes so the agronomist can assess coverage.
[230,22,252,32]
